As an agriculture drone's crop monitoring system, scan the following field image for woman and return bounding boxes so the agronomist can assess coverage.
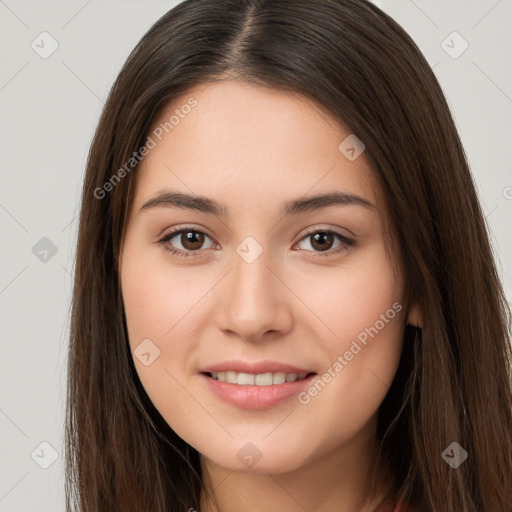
[65,1,512,511]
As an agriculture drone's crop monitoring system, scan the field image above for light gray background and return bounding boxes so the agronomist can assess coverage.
[0,1,511,510]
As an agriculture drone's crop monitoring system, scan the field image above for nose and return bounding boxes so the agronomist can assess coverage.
[213,246,294,343]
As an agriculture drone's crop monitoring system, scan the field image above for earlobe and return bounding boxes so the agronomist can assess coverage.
[407,301,423,328]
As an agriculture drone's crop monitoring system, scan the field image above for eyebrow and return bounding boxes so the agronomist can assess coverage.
[139,189,375,216]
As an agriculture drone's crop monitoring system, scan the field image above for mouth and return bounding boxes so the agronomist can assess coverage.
[199,366,317,409]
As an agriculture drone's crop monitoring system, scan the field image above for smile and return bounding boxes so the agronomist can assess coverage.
[200,363,317,409]
[208,371,311,385]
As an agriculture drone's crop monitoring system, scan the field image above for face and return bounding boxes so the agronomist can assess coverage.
[119,79,413,474]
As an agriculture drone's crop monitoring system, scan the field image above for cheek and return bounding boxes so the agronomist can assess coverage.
[291,245,405,427]
[120,242,210,442]
[120,237,205,347]
[290,242,404,349]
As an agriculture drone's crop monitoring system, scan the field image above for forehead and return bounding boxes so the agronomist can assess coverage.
[131,79,380,217]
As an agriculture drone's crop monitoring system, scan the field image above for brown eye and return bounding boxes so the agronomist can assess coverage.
[180,231,205,251]
[159,228,215,256]
[295,229,356,258]
[309,232,335,252]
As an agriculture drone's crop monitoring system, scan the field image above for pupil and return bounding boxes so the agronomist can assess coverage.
[182,231,204,250]
[312,232,333,251]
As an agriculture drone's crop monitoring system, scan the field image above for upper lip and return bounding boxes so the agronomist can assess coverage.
[199,360,316,375]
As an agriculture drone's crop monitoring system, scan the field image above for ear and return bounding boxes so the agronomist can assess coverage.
[407,301,423,328]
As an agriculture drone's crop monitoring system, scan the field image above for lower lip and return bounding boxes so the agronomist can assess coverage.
[200,373,316,409]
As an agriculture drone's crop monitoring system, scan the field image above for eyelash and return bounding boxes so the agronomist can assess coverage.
[158,226,356,259]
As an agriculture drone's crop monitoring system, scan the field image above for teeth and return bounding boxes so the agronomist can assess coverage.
[272,372,286,384]
[237,372,255,385]
[226,371,237,383]
[255,372,273,386]
[209,371,309,385]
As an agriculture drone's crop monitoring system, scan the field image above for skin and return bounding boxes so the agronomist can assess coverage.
[119,79,422,512]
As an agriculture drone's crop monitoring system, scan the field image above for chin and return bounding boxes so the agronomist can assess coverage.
[197,436,315,474]
[206,452,308,475]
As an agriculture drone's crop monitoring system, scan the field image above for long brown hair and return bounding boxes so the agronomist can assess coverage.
[65,0,512,510]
